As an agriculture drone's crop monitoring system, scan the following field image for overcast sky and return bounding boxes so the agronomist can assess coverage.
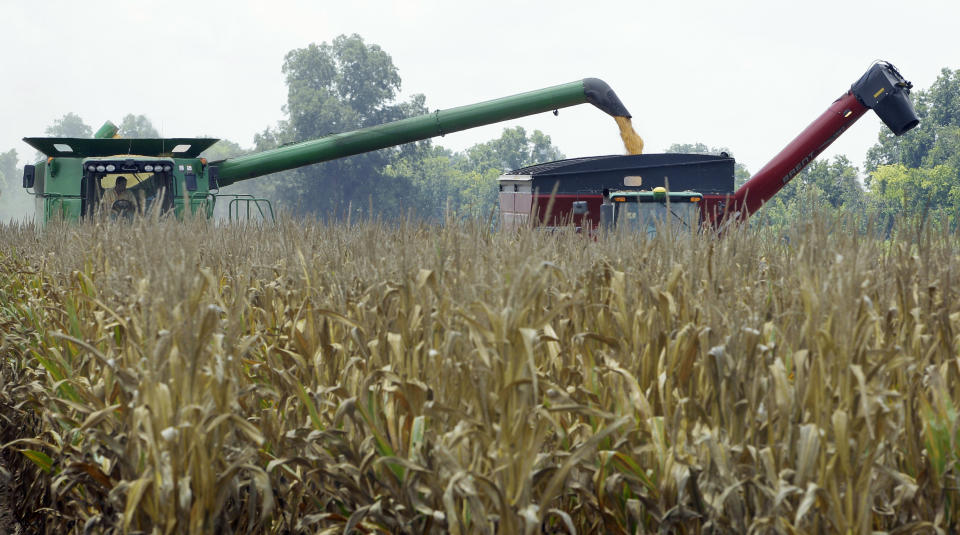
[2,0,957,178]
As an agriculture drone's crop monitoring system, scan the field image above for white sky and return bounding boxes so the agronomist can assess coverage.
[1,0,957,177]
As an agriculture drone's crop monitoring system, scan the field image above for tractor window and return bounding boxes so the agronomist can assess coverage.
[616,200,699,236]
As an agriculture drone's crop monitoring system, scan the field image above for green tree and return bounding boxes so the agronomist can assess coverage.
[45,113,93,138]
[925,68,960,128]
[864,67,960,223]
[260,34,430,218]
[867,163,960,217]
[865,68,960,172]
[461,126,563,172]
[0,148,33,221]
[776,156,863,208]
[665,143,751,188]
[200,138,250,161]
[384,145,465,220]
[0,149,17,191]
[118,114,160,138]
[750,156,863,228]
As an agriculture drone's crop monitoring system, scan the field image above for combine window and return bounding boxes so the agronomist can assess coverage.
[81,160,175,218]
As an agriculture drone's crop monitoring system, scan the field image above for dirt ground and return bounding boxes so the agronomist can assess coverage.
[0,457,23,535]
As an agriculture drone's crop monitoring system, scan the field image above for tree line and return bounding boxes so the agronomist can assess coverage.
[1,34,957,226]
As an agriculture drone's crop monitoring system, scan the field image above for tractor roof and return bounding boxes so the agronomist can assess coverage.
[23,137,220,158]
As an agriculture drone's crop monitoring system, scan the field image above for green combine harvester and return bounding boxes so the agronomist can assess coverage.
[20,79,631,225]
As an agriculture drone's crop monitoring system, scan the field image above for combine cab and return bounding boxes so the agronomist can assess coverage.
[23,136,221,221]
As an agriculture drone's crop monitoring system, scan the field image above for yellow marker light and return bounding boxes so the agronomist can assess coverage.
[613,197,626,202]
[843,109,853,118]
[873,87,886,99]
[690,197,701,202]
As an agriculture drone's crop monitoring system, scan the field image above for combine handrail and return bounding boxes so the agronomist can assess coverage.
[217,194,276,222]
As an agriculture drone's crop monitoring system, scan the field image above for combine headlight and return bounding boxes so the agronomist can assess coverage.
[87,165,96,171]
[163,164,172,172]
[96,165,106,172]
[105,164,116,172]
[144,165,154,172]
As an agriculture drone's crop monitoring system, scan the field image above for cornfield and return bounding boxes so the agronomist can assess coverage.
[1,211,959,533]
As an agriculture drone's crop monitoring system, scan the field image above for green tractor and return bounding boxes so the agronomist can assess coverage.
[20,79,633,225]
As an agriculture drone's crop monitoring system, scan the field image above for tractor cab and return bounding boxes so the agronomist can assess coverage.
[601,187,702,235]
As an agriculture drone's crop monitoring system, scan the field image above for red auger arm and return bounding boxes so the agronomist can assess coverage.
[725,61,919,221]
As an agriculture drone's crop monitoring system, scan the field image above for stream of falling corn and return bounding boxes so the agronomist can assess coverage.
[614,116,644,155]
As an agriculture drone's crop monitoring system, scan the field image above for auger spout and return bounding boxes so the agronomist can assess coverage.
[728,61,919,219]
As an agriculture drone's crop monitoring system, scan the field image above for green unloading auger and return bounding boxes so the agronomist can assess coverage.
[214,78,631,186]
